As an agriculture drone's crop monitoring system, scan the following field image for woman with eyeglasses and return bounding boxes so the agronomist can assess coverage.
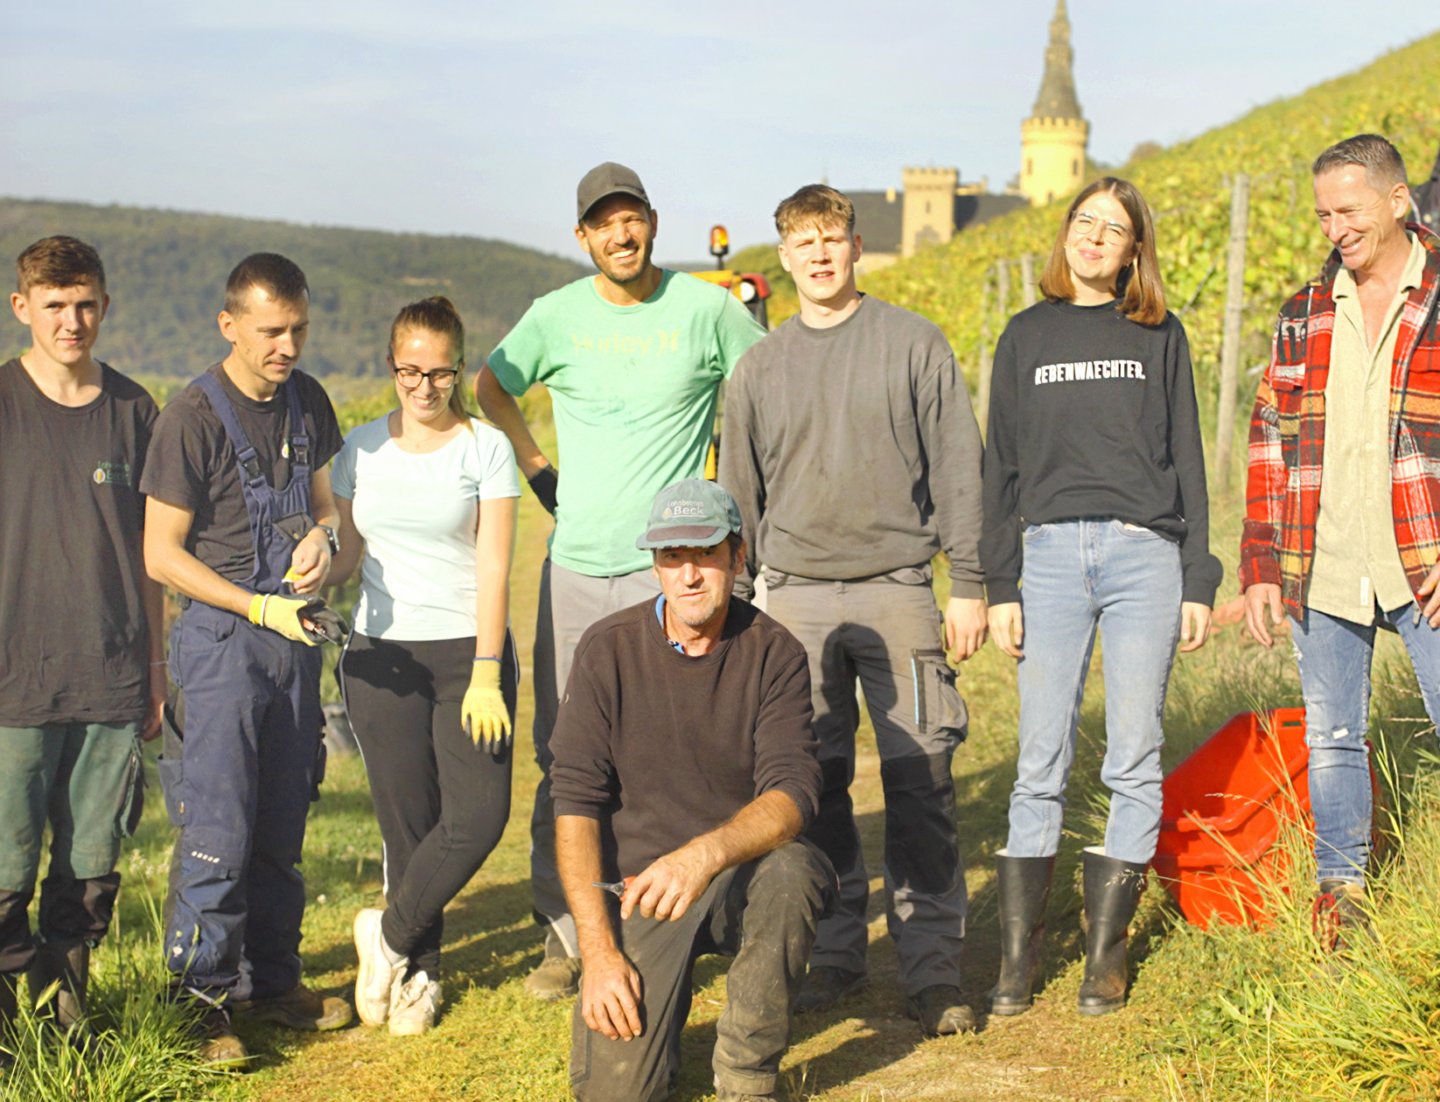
[980,178,1221,1018]
[328,296,521,1035]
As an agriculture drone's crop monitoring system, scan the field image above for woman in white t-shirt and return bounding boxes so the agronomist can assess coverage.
[329,296,520,1036]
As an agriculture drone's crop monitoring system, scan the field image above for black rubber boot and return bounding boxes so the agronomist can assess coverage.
[0,971,17,1057]
[30,939,90,1031]
[988,853,1054,1016]
[1077,850,1148,1016]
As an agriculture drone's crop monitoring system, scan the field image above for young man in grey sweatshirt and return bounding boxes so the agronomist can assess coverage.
[718,184,986,1035]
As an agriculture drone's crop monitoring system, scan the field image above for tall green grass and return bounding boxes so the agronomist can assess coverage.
[1138,655,1440,1102]
[0,895,228,1102]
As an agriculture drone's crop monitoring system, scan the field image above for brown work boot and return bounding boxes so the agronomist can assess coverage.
[794,965,868,1014]
[1313,880,1374,954]
[237,982,352,1031]
[523,955,582,1001]
[715,1085,776,1101]
[905,984,978,1036]
[194,1005,249,1069]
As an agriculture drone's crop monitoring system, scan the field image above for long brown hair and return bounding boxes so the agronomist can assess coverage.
[388,296,471,429]
[1038,177,1167,326]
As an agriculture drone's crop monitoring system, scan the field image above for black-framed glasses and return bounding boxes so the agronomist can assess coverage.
[1070,211,1133,245]
[392,365,459,390]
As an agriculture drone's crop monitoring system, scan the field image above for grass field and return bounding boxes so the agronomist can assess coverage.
[6,394,1440,1101]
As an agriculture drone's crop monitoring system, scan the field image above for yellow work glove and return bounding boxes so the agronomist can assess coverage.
[461,659,511,753]
[248,593,320,646]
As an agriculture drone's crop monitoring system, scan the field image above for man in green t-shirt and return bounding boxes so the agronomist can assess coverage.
[475,162,765,1000]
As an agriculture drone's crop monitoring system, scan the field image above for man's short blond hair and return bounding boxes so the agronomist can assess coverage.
[774,185,855,239]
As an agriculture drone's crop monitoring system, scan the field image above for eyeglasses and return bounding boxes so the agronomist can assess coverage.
[392,365,459,390]
[1070,211,1133,245]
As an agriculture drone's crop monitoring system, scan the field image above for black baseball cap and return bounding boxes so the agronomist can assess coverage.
[577,162,650,223]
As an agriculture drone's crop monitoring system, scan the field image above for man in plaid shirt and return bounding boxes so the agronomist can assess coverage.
[1241,134,1440,947]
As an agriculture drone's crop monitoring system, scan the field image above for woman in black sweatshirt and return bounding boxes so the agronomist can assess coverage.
[980,177,1221,1018]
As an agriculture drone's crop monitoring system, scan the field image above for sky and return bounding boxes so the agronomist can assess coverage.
[2,1,1436,263]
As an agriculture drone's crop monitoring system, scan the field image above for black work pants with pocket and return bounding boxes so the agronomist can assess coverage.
[569,840,834,1102]
[764,565,968,997]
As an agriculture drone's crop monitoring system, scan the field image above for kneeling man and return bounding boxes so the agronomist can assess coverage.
[552,479,834,1102]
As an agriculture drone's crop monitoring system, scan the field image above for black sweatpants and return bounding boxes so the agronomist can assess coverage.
[340,632,517,977]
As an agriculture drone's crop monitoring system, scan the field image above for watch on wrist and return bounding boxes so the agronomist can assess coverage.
[314,524,340,555]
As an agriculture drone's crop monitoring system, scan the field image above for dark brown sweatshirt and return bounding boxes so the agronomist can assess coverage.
[549,597,820,880]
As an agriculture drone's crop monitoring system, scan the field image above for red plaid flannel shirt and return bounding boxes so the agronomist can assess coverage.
[1240,224,1440,617]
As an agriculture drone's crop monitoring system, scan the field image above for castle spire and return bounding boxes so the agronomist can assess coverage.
[1030,0,1083,122]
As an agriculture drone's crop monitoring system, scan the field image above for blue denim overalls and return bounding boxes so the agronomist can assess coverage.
[159,370,324,1002]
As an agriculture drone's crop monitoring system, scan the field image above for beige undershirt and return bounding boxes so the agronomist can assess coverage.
[1308,234,1426,624]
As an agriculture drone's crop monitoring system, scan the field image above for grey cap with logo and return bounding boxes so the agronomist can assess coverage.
[636,478,743,550]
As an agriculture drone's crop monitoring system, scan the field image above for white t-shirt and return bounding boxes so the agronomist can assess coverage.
[331,415,521,640]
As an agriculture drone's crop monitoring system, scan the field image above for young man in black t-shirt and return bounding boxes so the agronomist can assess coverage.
[0,237,163,1038]
[141,254,350,1063]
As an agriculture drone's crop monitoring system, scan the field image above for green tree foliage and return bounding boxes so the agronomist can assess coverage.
[727,242,793,295]
[0,199,588,376]
[862,33,1440,413]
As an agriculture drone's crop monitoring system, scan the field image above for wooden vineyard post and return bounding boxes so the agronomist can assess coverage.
[1021,253,1037,308]
[996,257,1011,321]
[977,268,994,438]
[1215,173,1250,492]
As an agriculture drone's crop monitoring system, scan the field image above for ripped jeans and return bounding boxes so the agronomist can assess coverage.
[1292,604,1440,883]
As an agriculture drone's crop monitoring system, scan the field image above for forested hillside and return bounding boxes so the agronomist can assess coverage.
[0,199,588,376]
[863,32,1440,421]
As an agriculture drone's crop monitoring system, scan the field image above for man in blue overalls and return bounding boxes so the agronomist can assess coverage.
[142,253,351,1064]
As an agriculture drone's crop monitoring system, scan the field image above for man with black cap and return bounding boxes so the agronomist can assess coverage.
[475,163,767,999]
[551,478,832,1102]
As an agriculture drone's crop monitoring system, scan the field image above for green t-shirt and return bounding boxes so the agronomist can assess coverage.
[489,270,765,576]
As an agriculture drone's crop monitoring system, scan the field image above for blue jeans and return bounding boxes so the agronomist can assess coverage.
[1291,604,1440,883]
[1007,519,1183,863]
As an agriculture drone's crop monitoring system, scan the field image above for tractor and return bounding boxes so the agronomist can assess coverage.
[688,224,772,329]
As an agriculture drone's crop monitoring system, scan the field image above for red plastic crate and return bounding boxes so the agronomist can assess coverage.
[1151,709,1312,929]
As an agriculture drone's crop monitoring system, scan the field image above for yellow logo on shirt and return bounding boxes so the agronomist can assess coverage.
[92,461,132,486]
[571,330,682,355]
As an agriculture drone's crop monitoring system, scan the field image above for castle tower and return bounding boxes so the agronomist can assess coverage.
[900,166,958,257]
[1019,0,1089,206]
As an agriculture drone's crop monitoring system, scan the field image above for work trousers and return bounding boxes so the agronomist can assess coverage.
[532,560,660,958]
[570,841,833,1102]
[764,566,967,997]
[341,632,517,976]
[1291,603,1440,883]
[160,602,323,1001]
[0,721,142,972]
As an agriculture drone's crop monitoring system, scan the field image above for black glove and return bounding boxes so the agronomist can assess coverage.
[298,599,350,646]
[528,463,559,516]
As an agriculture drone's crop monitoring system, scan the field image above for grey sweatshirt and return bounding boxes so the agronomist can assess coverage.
[719,294,984,598]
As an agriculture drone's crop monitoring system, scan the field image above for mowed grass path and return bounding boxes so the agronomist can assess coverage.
[90,425,1417,1101]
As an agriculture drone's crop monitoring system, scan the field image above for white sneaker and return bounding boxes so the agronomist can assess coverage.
[388,970,441,1036]
[354,908,406,1027]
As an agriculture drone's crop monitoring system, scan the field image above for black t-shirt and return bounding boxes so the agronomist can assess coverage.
[0,359,159,726]
[980,300,1223,606]
[139,364,342,582]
